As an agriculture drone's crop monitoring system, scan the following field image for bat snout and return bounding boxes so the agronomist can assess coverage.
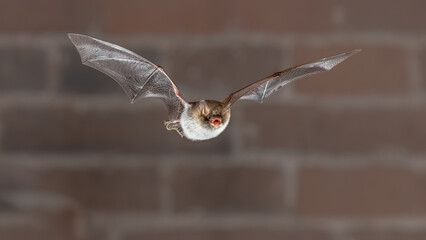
[209,116,222,127]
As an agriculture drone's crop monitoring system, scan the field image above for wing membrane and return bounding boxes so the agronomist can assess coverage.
[69,34,186,121]
[224,50,360,108]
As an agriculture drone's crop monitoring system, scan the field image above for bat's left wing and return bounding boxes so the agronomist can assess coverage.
[223,50,360,109]
[68,34,187,121]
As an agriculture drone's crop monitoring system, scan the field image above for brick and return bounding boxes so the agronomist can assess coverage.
[172,165,284,213]
[349,231,426,240]
[343,0,426,32]
[0,48,47,92]
[233,0,334,33]
[0,162,159,212]
[167,43,284,100]
[0,212,79,240]
[101,0,334,34]
[421,49,426,91]
[124,228,330,240]
[60,46,160,95]
[293,45,409,95]
[37,166,159,211]
[298,166,426,217]
[0,0,96,32]
[102,0,232,34]
[242,103,426,153]
[0,226,72,240]
[0,105,231,153]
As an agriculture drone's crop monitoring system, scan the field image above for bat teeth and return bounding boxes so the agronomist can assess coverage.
[209,116,222,127]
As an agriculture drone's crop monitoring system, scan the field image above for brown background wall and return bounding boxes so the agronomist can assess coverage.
[1,0,426,239]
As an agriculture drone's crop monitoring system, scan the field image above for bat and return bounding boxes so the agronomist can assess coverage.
[68,34,360,141]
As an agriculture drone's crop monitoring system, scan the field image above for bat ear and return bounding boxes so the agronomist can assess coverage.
[222,98,232,112]
[199,100,209,116]
[222,94,234,112]
[222,105,231,113]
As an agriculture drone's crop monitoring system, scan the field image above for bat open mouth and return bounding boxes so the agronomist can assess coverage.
[209,116,222,127]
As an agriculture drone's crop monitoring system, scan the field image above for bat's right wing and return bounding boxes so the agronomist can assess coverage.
[223,50,360,109]
[68,33,187,121]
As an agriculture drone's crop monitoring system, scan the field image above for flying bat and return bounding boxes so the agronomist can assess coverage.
[68,34,360,141]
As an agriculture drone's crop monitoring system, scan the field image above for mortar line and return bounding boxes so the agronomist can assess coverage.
[283,159,298,216]
[159,161,174,217]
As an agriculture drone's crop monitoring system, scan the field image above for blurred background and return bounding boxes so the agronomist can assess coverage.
[1,0,426,239]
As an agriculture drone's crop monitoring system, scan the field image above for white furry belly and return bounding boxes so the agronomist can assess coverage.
[180,109,228,141]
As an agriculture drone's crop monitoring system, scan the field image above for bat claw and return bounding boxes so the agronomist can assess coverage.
[177,131,184,138]
[164,120,184,138]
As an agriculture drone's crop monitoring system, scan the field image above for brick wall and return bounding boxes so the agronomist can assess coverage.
[1,0,426,239]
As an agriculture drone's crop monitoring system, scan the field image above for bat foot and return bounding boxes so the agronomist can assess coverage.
[177,130,184,138]
[164,120,184,138]
[164,119,180,126]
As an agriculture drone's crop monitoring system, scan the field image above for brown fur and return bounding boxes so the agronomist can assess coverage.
[187,100,231,130]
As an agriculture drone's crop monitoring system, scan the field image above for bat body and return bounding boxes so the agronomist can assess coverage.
[68,34,359,141]
[179,100,230,141]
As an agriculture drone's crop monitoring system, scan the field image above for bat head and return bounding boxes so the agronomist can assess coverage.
[191,100,231,130]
